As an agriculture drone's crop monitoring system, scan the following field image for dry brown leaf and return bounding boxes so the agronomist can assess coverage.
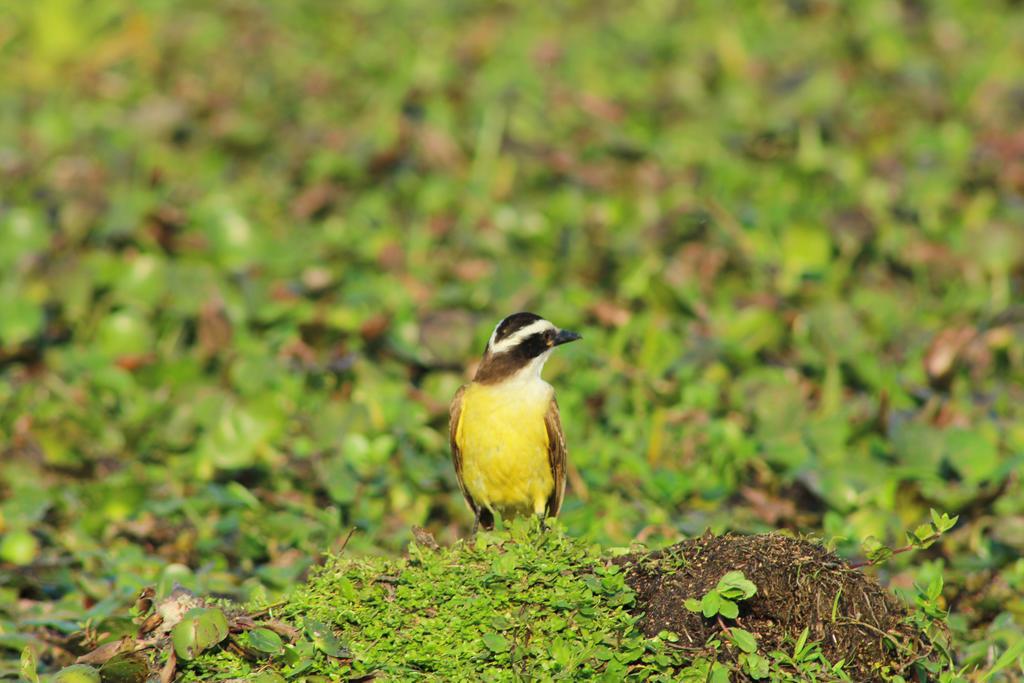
[291,182,338,220]
[411,525,440,551]
[377,241,405,271]
[114,353,156,371]
[76,637,132,665]
[740,486,797,526]
[924,326,976,387]
[418,125,464,170]
[590,300,632,327]
[360,313,391,341]
[198,299,232,357]
[137,612,164,638]
[301,266,334,292]
[453,258,493,282]
[159,647,177,683]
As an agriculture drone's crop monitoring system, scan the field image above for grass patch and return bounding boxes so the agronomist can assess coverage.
[186,522,651,680]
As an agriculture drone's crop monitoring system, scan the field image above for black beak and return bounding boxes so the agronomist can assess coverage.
[553,329,582,346]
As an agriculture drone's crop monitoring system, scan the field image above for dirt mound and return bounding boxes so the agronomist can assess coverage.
[618,532,933,681]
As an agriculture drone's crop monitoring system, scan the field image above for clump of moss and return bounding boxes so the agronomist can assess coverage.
[166,527,943,681]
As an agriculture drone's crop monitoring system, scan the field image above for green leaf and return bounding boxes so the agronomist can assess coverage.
[945,428,1000,484]
[793,627,810,658]
[709,661,731,683]
[930,508,958,533]
[171,607,229,660]
[94,310,154,358]
[718,598,739,620]
[717,571,757,600]
[0,297,43,348]
[730,628,758,653]
[701,591,722,618]
[684,598,703,613]
[906,529,936,550]
[282,654,313,678]
[0,530,40,566]
[20,647,39,683]
[246,627,284,654]
[868,546,893,563]
[779,224,832,293]
[305,618,350,658]
[913,523,935,543]
[98,652,149,682]
[336,577,358,602]
[926,575,943,601]
[0,208,48,270]
[54,664,102,683]
[548,638,572,667]
[981,637,1024,681]
[251,673,287,683]
[482,632,509,653]
[744,652,770,679]
[862,536,892,564]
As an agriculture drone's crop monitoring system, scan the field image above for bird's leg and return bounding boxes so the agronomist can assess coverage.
[530,514,551,548]
[471,511,481,539]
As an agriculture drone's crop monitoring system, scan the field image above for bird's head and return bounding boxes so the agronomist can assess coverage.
[473,312,581,384]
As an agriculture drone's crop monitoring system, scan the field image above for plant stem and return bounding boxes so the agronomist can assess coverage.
[850,533,941,570]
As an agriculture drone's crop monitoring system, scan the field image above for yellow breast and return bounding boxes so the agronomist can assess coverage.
[456,379,554,518]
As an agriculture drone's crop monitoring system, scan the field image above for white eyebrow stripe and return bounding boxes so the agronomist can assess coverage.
[489,319,555,354]
[487,321,502,351]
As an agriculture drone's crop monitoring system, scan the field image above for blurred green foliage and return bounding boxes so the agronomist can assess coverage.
[1,0,1023,678]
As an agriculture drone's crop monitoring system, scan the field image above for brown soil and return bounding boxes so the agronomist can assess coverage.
[617,532,934,681]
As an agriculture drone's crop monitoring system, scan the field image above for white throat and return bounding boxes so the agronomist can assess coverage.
[507,349,553,385]
[482,350,554,409]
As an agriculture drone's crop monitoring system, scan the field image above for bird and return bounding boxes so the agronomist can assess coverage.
[449,312,581,534]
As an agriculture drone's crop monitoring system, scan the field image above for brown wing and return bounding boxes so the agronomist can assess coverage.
[448,385,478,515]
[543,396,568,517]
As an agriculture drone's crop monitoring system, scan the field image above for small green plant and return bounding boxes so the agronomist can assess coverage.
[731,629,769,680]
[856,510,959,568]
[685,571,768,680]
[684,570,757,619]
[770,627,850,681]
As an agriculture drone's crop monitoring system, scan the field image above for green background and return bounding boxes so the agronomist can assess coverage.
[1,0,1023,677]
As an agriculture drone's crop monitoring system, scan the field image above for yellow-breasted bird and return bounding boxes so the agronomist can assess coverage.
[449,312,581,533]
